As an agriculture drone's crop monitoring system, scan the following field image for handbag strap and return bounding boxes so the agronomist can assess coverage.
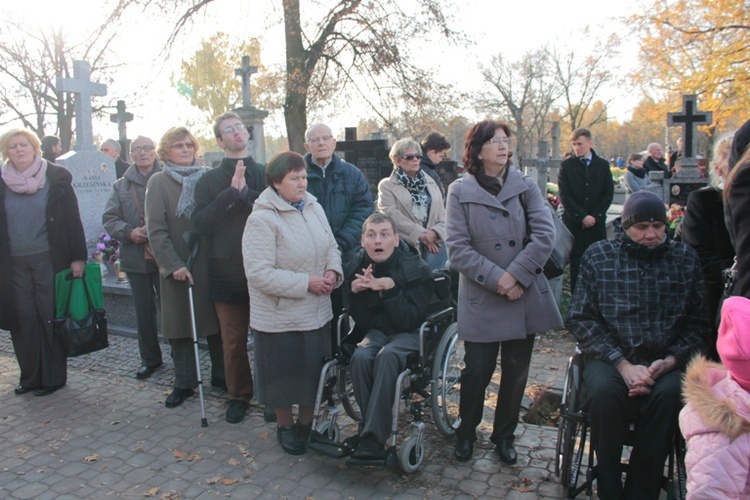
[64,271,96,316]
[130,183,145,225]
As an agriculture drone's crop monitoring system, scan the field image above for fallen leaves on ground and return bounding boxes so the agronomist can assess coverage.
[84,454,99,462]
[172,449,201,462]
[143,486,159,497]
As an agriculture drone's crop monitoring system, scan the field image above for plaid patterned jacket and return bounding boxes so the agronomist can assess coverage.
[566,226,708,367]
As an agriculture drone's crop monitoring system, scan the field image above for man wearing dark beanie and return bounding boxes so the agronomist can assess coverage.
[566,189,708,499]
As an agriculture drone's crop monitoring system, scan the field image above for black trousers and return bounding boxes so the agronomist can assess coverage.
[126,271,161,368]
[583,359,682,500]
[10,252,66,389]
[456,335,535,444]
[169,334,224,390]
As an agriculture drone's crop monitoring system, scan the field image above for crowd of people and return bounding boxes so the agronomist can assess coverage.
[1,114,750,499]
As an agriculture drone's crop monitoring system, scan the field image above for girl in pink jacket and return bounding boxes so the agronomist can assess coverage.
[680,296,750,499]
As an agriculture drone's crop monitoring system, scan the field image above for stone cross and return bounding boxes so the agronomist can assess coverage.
[235,56,258,108]
[110,100,134,162]
[56,60,107,151]
[110,100,133,143]
[667,94,713,163]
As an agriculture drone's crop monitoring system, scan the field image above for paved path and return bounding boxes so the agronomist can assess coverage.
[0,329,576,499]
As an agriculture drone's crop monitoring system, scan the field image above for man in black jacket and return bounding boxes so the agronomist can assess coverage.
[346,213,434,459]
[558,128,614,290]
[644,142,671,179]
[192,111,265,424]
[420,132,451,196]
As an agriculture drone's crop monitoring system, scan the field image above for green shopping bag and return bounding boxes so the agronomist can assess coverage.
[55,264,104,321]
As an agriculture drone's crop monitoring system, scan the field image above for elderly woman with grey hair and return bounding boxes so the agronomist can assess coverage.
[377,138,447,269]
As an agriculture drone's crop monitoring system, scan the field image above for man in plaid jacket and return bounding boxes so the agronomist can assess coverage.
[566,191,708,500]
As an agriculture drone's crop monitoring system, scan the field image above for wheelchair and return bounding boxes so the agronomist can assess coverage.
[555,348,687,499]
[308,272,463,473]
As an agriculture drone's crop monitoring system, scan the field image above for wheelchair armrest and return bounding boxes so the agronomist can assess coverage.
[423,307,454,326]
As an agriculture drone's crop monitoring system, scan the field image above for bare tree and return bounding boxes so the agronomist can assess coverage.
[477,49,559,159]
[111,0,462,152]
[0,19,118,151]
[547,29,620,132]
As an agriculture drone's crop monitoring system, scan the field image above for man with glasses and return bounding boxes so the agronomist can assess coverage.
[191,112,265,424]
[304,123,373,350]
[103,136,163,379]
[558,127,614,290]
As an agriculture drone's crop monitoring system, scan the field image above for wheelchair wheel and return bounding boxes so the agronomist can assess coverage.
[555,352,586,491]
[338,367,362,422]
[398,436,425,473]
[316,420,341,442]
[431,323,463,437]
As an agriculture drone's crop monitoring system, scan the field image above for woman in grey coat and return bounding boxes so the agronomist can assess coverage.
[446,120,563,464]
[102,136,163,379]
[145,127,224,408]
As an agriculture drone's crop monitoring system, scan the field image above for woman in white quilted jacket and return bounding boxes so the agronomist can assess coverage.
[242,151,343,456]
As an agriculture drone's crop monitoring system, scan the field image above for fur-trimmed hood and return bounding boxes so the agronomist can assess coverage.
[682,355,750,440]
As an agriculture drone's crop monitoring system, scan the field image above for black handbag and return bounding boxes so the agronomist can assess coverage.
[53,274,109,357]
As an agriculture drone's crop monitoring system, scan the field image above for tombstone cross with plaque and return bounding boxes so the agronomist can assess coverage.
[56,60,117,252]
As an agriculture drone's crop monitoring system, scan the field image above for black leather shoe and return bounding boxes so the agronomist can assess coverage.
[263,407,277,422]
[277,425,305,455]
[496,440,517,465]
[165,388,194,408]
[210,379,228,391]
[34,385,64,397]
[225,400,249,424]
[342,435,362,454]
[351,436,386,460]
[136,362,162,379]
[14,385,34,395]
[454,437,473,462]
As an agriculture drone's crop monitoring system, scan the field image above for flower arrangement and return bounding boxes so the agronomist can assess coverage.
[91,231,120,264]
[547,182,561,210]
[667,203,685,238]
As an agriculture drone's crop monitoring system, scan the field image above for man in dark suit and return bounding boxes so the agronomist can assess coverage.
[558,128,614,290]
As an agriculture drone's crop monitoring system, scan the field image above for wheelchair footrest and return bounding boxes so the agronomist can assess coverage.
[308,431,351,459]
[346,456,389,467]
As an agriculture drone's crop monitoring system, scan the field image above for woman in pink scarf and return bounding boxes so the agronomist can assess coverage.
[0,129,86,396]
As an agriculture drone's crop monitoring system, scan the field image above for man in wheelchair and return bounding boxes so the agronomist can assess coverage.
[345,213,435,460]
[565,191,709,499]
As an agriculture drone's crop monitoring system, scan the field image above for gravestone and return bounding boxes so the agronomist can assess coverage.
[56,60,116,253]
[233,55,268,163]
[649,94,712,205]
[202,152,225,168]
[336,128,392,199]
[110,100,133,163]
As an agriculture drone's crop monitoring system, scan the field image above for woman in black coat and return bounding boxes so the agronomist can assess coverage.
[726,127,750,301]
[681,134,735,359]
[0,129,87,396]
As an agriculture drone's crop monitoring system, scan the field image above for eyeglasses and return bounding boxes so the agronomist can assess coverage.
[221,123,246,135]
[401,154,423,161]
[131,145,155,154]
[170,141,195,150]
[488,137,511,145]
[308,135,333,144]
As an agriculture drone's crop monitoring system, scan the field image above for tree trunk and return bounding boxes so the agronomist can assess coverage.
[282,0,310,153]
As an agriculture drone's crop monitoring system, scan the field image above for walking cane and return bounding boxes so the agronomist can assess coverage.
[183,231,208,427]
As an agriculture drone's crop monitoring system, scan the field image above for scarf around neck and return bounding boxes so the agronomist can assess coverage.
[1,155,47,194]
[395,168,431,226]
[162,160,204,218]
[628,165,647,179]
